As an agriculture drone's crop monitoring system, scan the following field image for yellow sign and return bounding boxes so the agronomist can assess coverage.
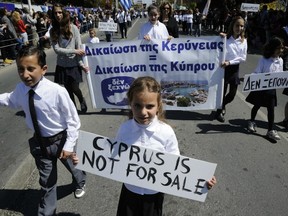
[260,0,286,11]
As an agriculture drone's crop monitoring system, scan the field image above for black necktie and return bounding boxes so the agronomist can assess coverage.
[29,89,47,156]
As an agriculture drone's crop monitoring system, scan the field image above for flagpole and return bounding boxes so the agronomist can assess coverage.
[27,0,32,13]
[202,0,211,16]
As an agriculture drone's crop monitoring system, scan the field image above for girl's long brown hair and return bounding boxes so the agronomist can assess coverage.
[127,76,165,122]
[50,4,72,42]
[226,16,246,43]
[159,2,173,18]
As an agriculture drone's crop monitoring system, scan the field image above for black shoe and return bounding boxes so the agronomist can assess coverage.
[215,110,225,123]
[80,99,87,113]
[216,113,225,123]
[216,113,225,122]
[222,107,226,115]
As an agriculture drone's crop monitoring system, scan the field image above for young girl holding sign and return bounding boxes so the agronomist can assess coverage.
[246,37,284,141]
[215,16,248,122]
[115,76,217,216]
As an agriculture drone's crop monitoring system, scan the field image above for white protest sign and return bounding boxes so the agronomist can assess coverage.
[241,3,260,12]
[83,37,225,111]
[75,130,217,202]
[242,71,288,92]
[98,22,118,32]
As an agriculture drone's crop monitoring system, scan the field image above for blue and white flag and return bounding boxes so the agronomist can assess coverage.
[120,0,132,11]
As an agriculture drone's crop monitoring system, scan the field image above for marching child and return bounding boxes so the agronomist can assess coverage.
[0,46,86,215]
[138,4,172,40]
[215,16,248,122]
[115,76,217,216]
[87,27,100,44]
[246,37,284,141]
[72,76,217,216]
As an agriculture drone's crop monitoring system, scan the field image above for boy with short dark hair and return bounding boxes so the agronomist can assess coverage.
[0,46,86,215]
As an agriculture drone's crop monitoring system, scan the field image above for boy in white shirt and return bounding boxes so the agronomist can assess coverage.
[0,46,86,215]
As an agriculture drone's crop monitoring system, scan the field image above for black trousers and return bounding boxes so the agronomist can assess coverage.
[1,45,16,60]
[119,22,127,38]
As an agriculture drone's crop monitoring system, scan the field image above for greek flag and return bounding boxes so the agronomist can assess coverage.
[120,0,132,11]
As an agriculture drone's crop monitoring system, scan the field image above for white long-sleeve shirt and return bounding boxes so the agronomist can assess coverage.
[87,36,100,44]
[138,20,169,40]
[186,14,193,24]
[0,77,80,152]
[225,36,247,65]
[115,116,179,195]
[253,56,283,74]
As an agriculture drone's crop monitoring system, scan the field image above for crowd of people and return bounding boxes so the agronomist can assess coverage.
[0,4,155,63]
[2,2,287,63]
[1,1,288,215]
[0,2,288,54]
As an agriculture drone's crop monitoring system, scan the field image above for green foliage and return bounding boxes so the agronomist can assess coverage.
[188,2,197,10]
[133,3,143,10]
[177,97,191,107]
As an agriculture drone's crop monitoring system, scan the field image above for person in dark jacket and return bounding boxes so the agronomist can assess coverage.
[159,2,179,38]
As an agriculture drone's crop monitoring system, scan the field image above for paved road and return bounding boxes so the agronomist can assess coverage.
[1,18,288,216]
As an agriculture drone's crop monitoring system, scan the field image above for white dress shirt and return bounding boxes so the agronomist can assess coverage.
[0,77,80,152]
[115,116,180,195]
[138,20,169,40]
[117,11,126,23]
[87,36,100,44]
[186,14,193,24]
[225,36,247,65]
[253,57,283,74]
